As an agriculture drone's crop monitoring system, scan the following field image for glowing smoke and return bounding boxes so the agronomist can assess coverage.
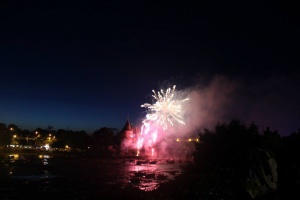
[179,75,239,134]
[179,74,300,136]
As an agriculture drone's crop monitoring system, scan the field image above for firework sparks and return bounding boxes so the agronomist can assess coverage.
[135,85,189,158]
[141,85,189,130]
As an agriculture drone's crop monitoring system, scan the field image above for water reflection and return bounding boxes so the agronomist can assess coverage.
[122,159,181,191]
[39,154,50,165]
[0,154,182,192]
[0,153,54,179]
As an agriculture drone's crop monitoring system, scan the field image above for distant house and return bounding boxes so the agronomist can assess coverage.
[118,119,139,156]
[122,119,134,139]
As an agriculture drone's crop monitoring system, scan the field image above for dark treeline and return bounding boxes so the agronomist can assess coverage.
[0,123,120,156]
[155,119,300,200]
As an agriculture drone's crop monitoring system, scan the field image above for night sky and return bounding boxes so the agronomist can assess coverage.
[0,1,299,135]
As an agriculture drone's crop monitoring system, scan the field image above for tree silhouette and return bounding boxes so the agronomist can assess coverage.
[276,129,300,199]
[0,123,11,145]
[93,127,115,146]
[53,129,89,149]
[90,127,116,157]
[177,119,277,200]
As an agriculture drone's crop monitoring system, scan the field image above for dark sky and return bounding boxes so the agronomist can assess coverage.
[0,0,299,135]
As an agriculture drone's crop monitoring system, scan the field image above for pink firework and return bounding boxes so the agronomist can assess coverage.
[136,85,189,157]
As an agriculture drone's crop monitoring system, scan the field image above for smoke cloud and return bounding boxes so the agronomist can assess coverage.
[175,74,300,136]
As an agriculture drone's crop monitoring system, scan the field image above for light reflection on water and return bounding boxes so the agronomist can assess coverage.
[0,154,53,179]
[118,159,182,191]
[0,154,182,192]
[37,154,49,165]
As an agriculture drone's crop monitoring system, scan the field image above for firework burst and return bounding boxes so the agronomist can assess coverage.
[141,85,189,130]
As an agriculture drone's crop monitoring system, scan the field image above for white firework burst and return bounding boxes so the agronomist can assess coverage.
[141,85,189,130]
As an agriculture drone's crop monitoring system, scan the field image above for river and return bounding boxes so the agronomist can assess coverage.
[0,152,184,199]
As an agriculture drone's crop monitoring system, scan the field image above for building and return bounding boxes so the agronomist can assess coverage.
[118,119,139,156]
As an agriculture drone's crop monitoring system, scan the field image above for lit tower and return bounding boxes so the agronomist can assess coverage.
[120,118,136,156]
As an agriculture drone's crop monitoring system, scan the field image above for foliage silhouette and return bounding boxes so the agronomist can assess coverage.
[175,119,278,200]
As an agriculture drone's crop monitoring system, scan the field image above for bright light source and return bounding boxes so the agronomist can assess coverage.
[141,85,189,131]
[43,144,50,150]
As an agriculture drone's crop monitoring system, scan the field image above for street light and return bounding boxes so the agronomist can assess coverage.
[12,135,17,146]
